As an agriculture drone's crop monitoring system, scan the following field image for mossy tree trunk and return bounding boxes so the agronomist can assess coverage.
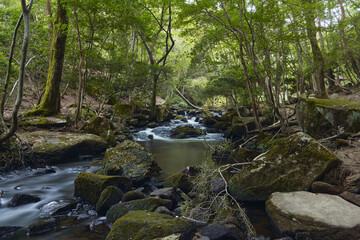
[26,0,68,116]
[303,0,328,99]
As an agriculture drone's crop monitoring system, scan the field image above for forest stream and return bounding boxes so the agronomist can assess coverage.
[0,112,273,239]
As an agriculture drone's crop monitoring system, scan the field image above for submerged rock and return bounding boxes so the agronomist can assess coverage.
[18,131,107,164]
[170,126,205,139]
[266,191,360,240]
[0,226,25,240]
[229,132,340,201]
[102,140,160,185]
[27,218,57,236]
[7,193,40,207]
[296,98,360,138]
[74,172,132,205]
[105,211,193,240]
[106,197,172,224]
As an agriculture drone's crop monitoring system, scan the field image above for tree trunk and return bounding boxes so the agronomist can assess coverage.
[0,0,33,142]
[304,0,328,99]
[26,0,68,116]
[73,0,84,126]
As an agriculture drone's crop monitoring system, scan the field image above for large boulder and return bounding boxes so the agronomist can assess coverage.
[106,197,172,224]
[102,140,160,185]
[165,173,193,193]
[266,191,360,240]
[19,115,68,128]
[82,115,116,146]
[105,211,193,240]
[74,172,132,205]
[229,132,340,201]
[296,98,360,138]
[18,131,107,164]
[170,126,205,139]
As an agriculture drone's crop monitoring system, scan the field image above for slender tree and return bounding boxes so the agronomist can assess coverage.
[25,0,69,116]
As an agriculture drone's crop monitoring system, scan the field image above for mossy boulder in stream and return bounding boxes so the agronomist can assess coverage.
[170,126,205,139]
[74,172,132,205]
[102,140,160,185]
[296,98,360,138]
[18,131,107,164]
[96,186,124,216]
[106,198,172,224]
[106,211,194,240]
[229,132,340,201]
[82,115,117,146]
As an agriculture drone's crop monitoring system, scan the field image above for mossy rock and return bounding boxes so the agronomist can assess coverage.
[296,98,360,138]
[225,147,261,164]
[106,198,172,224]
[170,126,205,139]
[18,131,107,164]
[82,116,117,146]
[122,190,146,202]
[96,186,124,216]
[229,132,340,201]
[156,105,173,123]
[74,172,132,205]
[19,115,68,128]
[105,211,193,240]
[165,173,193,193]
[113,103,132,118]
[102,141,160,185]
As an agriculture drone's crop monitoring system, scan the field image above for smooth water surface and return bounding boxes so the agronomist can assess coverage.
[0,161,98,227]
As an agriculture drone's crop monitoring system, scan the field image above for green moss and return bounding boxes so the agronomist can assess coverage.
[106,198,172,224]
[229,132,340,201]
[106,211,193,240]
[74,172,131,205]
[96,186,123,216]
[122,190,146,202]
[170,126,205,139]
[304,98,360,111]
[165,173,193,193]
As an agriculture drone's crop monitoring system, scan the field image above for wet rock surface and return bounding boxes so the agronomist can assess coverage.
[7,193,41,207]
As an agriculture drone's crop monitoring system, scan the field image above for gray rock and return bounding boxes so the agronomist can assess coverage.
[89,219,109,233]
[40,200,77,218]
[266,191,360,240]
[150,187,182,205]
[211,178,226,194]
[200,221,246,240]
[311,181,341,195]
[155,206,173,216]
[7,194,40,207]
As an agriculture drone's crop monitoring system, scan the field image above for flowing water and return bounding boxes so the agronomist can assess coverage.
[0,111,274,239]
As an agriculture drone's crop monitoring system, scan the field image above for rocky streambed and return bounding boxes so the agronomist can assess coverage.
[1,99,360,240]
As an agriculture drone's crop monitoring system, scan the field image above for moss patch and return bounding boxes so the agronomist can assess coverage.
[106,198,172,224]
[229,132,340,201]
[106,211,193,240]
[74,172,131,205]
